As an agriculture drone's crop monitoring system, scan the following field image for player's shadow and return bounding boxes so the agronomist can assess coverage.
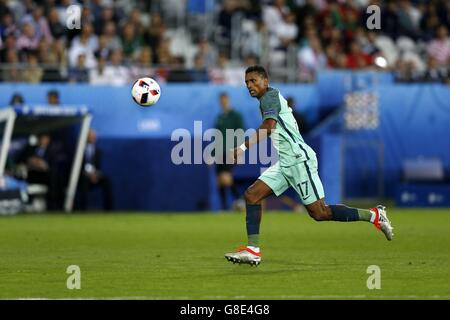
[220,261,350,276]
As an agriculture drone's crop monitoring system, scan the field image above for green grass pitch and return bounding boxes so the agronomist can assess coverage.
[0,209,449,299]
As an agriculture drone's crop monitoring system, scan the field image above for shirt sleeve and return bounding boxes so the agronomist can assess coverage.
[260,90,281,121]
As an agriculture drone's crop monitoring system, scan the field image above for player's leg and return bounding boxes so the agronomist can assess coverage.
[304,199,394,241]
[244,161,290,249]
[243,179,274,248]
[289,159,394,240]
[225,179,274,266]
[225,163,289,265]
[216,167,232,210]
[303,198,371,222]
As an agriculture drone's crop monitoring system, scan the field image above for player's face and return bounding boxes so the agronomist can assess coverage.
[245,72,268,99]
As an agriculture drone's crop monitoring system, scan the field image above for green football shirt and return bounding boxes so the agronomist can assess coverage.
[259,87,316,167]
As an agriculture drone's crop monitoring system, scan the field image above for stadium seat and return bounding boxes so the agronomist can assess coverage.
[374,35,399,66]
[26,184,48,212]
[396,36,418,53]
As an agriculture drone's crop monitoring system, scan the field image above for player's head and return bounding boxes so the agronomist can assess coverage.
[47,90,60,105]
[245,65,269,99]
[38,133,51,147]
[219,92,231,111]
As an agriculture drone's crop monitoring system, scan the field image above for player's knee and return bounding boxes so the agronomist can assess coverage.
[244,188,260,205]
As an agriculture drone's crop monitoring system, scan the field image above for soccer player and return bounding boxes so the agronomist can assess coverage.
[225,66,394,266]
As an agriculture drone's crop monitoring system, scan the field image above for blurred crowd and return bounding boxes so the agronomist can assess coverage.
[0,0,449,84]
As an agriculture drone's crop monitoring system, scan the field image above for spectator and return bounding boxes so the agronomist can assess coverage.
[47,89,60,106]
[16,22,40,51]
[77,129,113,211]
[1,12,19,40]
[356,29,380,56]
[437,0,450,30]
[9,92,25,108]
[22,52,43,83]
[396,0,421,40]
[126,7,145,36]
[68,53,89,83]
[213,92,245,211]
[1,48,20,81]
[89,56,109,85]
[0,34,16,62]
[345,40,374,69]
[22,5,53,43]
[101,21,122,52]
[102,49,130,86]
[0,0,11,19]
[217,0,240,52]
[154,37,174,65]
[46,7,65,40]
[298,35,327,81]
[46,88,72,185]
[427,25,450,66]
[380,1,399,39]
[208,51,229,84]
[263,0,291,50]
[423,57,449,83]
[420,10,441,42]
[276,12,298,50]
[93,5,115,36]
[68,23,98,69]
[295,0,318,32]
[38,38,64,82]
[129,46,155,81]
[195,38,218,69]
[241,20,268,60]
[187,53,209,82]
[394,58,421,82]
[143,13,166,53]
[121,23,142,60]
[17,133,63,210]
[94,35,112,60]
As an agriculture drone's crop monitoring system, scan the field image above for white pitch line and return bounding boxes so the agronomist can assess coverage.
[13,295,450,300]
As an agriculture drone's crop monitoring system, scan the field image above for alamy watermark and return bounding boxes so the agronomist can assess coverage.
[66,5,82,30]
[366,5,381,30]
[366,265,381,290]
[66,265,81,289]
[170,121,278,167]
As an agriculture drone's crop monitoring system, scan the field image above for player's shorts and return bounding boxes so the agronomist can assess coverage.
[258,156,325,205]
[216,163,234,174]
[215,154,234,174]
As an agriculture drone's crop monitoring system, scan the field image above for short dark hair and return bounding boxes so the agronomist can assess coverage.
[47,90,59,98]
[245,65,268,79]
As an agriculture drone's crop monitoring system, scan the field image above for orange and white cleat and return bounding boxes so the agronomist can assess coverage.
[371,205,394,241]
[225,246,261,266]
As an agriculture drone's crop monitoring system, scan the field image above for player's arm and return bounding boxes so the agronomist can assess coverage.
[232,118,277,161]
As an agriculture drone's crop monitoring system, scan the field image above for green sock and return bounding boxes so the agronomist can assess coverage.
[357,208,373,222]
[248,234,259,247]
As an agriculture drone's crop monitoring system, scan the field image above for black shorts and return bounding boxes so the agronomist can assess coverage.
[216,163,234,174]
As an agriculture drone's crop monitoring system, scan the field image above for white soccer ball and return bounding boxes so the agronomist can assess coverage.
[131,77,161,107]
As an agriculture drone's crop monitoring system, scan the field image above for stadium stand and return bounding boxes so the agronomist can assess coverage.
[0,0,448,84]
